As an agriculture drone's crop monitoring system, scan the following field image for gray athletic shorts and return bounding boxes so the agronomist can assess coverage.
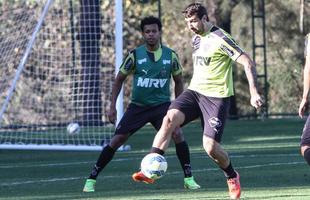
[169,89,230,143]
[115,102,170,135]
[301,115,310,146]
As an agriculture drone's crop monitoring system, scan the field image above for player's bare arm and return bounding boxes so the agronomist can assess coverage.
[236,52,263,109]
[299,55,310,118]
[173,74,184,97]
[108,72,127,123]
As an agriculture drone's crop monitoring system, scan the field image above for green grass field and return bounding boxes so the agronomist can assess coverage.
[1,118,310,200]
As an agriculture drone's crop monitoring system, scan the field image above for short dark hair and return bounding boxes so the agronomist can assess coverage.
[182,3,208,20]
[140,16,162,32]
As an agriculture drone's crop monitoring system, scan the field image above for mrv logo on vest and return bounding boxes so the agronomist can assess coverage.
[137,77,168,88]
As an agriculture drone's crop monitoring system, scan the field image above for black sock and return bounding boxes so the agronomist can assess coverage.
[221,162,237,179]
[88,145,116,179]
[150,147,165,155]
[175,141,192,178]
[303,148,310,166]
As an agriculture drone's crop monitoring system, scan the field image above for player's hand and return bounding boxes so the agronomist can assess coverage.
[108,107,117,124]
[250,94,263,109]
[299,99,308,118]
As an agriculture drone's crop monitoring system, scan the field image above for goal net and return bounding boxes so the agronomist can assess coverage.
[0,0,121,150]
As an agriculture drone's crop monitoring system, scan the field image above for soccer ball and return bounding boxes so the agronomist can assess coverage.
[67,122,80,135]
[140,153,168,180]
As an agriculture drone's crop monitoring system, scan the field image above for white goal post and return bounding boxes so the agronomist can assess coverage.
[0,0,125,151]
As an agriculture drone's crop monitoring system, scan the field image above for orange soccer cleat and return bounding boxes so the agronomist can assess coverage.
[132,171,155,184]
[227,171,241,199]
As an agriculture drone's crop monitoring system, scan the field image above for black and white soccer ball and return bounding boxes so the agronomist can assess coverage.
[140,153,168,180]
[67,122,80,135]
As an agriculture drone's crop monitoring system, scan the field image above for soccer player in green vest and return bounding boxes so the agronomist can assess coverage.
[299,33,310,166]
[83,16,200,192]
[133,3,263,200]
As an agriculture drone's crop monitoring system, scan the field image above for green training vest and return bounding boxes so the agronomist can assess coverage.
[131,45,173,106]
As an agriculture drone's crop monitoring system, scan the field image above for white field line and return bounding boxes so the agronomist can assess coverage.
[0,156,305,187]
[0,153,300,169]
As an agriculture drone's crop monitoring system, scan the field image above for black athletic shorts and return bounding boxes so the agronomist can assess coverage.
[115,102,170,135]
[301,115,310,146]
[169,89,230,143]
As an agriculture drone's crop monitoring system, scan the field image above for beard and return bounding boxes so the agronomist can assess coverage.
[190,28,199,34]
[190,23,206,35]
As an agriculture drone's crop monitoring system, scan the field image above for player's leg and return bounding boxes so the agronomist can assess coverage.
[132,103,173,184]
[301,145,310,165]
[148,102,200,189]
[83,134,130,192]
[202,135,240,199]
[133,91,200,185]
[149,103,193,177]
[172,129,191,176]
[132,108,186,184]
[150,108,185,150]
[83,104,148,192]
[203,136,230,167]
[171,128,200,189]
[86,134,130,178]
[300,115,310,166]
[132,103,184,184]
[152,90,200,151]
[200,95,240,199]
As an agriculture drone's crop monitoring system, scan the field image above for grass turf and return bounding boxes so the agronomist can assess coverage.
[0,118,309,200]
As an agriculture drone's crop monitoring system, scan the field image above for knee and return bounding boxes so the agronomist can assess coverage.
[204,146,216,158]
[162,115,174,131]
[172,128,184,143]
[301,145,310,166]
[203,138,216,158]
[164,109,183,128]
[301,145,310,156]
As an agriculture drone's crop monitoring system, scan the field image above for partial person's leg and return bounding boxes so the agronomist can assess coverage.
[84,104,148,192]
[199,95,240,199]
[132,109,188,185]
[132,115,185,184]
[199,96,236,177]
[301,145,310,166]
[150,104,193,179]
[132,109,193,186]
[133,102,195,186]
[152,90,199,151]
[301,115,310,166]
[133,91,200,185]
[202,132,240,200]
[88,134,130,180]
[83,133,130,192]
[172,128,191,177]
[203,136,236,178]
[151,109,185,151]
[172,128,201,189]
